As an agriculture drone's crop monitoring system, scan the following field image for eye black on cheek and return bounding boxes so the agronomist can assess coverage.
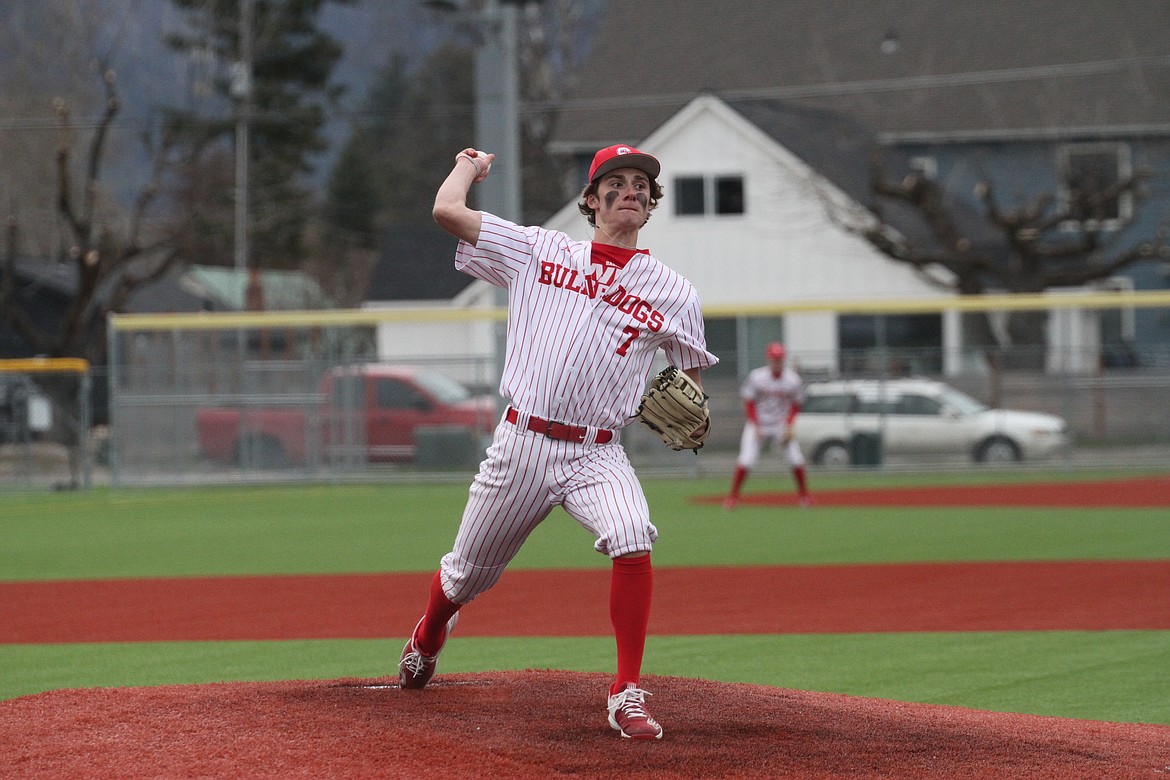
[604,190,619,208]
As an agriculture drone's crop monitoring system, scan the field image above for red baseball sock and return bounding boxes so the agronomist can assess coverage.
[793,465,809,497]
[609,553,653,696]
[729,465,748,499]
[415,571,460,656]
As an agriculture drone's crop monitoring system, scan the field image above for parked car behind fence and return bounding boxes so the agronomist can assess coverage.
[793,378,1070,466]
[196,364,496,469]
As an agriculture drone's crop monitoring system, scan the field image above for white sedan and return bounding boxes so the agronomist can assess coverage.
[793,378,1070,466]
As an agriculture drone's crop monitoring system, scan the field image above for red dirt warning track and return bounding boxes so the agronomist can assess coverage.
[3,560,1170,644]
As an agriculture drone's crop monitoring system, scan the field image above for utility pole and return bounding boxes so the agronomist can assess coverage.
[232,0,254,284]
[474,0,522,224]
[475,0,521,398]
[426,0,524,394]
[231,0,254,399]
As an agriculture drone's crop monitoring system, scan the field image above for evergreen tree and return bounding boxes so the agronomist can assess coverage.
[165,0,352,270]
[325,0,600,249]
[324,134,381,249]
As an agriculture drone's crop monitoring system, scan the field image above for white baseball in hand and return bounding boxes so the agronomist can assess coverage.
[460,149,493,182]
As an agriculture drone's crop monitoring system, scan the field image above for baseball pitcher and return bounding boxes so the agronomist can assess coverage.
[397,144,717,740]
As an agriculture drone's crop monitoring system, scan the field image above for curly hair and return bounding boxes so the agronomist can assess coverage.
[577,177,664,228]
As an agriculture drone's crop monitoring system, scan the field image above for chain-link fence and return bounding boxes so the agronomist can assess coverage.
[97,294,1170,488]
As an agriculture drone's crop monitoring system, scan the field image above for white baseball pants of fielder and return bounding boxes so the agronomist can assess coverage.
[736,423,807,470]
[439,417,657,605]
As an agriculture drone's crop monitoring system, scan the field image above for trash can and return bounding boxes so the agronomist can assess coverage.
[414,425,481,470]
[849,431,883,466]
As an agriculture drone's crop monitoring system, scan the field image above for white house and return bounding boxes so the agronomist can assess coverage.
[539,94,951,373]
[375,94,953,377]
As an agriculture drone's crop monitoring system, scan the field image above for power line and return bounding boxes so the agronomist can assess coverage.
[2,52,1169,133]
[538,53,1170,114]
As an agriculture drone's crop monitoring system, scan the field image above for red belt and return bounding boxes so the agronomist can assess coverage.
[506,407,614,444]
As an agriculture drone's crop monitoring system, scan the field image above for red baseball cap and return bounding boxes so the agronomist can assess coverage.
[766,342,786,360]
[588,144,661,183]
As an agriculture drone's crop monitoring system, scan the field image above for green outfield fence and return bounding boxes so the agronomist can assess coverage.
[96,290,1170,488]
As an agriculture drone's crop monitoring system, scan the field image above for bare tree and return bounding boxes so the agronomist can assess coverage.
[0,3,103,260]
[0,2,195,365]
[1,64,183,365]
[0,58,193,487]
[857,151,1170,366]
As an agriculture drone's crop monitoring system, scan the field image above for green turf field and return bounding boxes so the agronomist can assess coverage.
[3,473,1169,725]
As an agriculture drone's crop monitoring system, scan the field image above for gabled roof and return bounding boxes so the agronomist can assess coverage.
[0,256,313,315]
[537,93,960,306]
[3,257,78,300]
[552,0,1170,151]
[122,268,206,313]
[724,98,877,205]
[4,254,207,313]
[180,266,335,311]
[687,95,1003,259]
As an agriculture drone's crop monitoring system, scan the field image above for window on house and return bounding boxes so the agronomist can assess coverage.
[1058,143,1132,229]
[1098,276,1139,368]
[839,313,943,375]
[699,316,738,378]
[715,177,745,214]
[674,175,746,216]
[675,177,705,215]
[700,315,786,379]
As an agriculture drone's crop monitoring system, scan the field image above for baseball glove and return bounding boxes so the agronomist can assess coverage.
[636,366,710,453]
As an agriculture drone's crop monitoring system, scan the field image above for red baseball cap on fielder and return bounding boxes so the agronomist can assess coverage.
[588,144,661,183]
[766,342,786,360]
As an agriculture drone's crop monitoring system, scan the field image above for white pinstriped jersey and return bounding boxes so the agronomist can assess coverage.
[456,212,718,429]
[740,366,805,431]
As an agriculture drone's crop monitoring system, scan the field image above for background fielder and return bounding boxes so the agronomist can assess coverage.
[397,143,717,741]
[724,342,812,509]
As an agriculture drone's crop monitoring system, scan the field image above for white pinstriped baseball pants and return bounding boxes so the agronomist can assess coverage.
[439,416,657,605]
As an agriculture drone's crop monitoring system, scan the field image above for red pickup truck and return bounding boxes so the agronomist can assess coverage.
[196,364,497,468]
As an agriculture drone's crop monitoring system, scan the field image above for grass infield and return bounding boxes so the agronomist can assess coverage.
[2,472,1169,724]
